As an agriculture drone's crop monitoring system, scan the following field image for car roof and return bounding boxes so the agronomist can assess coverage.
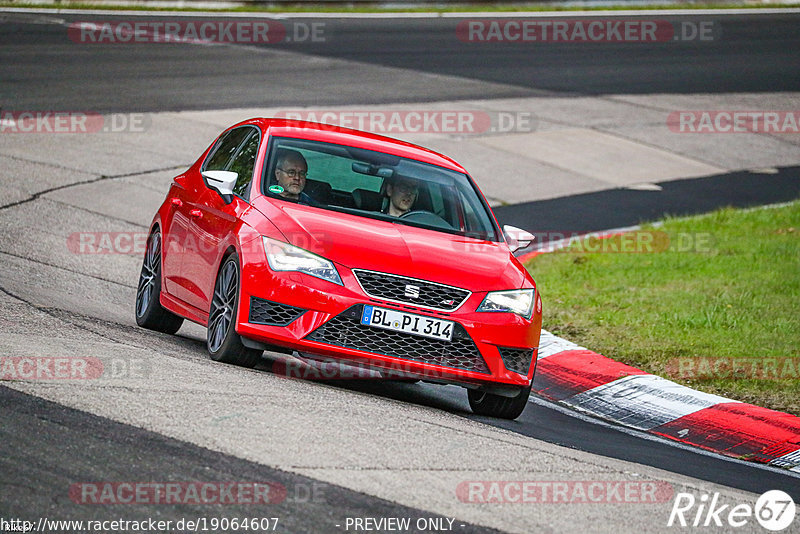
[233,118,468,174]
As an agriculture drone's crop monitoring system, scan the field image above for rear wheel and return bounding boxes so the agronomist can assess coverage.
[135,230,184,334]
[207,254,262,368]
[467,383,531,420]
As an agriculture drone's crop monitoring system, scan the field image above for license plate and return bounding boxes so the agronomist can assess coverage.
[361,305,454,342]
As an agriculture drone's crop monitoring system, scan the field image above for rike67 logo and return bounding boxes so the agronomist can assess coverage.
[668,490,796,531]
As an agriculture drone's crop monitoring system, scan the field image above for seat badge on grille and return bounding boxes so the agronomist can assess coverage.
[404,284,420,299]
[441,299,455,306]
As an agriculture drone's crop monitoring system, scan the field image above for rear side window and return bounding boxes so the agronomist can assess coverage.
[204,127,252,172]
[229,132,260,197]
[204,126,260,199]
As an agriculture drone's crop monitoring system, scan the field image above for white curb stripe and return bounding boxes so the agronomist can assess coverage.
[562,374,737,431]
[528,394,800,480]
[770,449,800,471]
[536,329,583,360]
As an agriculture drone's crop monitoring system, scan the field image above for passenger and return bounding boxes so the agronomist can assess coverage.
[383,176,419,217]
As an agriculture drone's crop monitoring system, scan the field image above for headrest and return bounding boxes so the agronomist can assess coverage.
[352,188,384,211]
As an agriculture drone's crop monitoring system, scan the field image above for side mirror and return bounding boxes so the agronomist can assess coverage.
[503,225,536,253]
[202,170,238,196]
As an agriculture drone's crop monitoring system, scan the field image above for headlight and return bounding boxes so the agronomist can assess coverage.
[477,289,535,319]
[262,237,342,286]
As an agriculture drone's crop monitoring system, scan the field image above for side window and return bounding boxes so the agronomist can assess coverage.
[204,127,251,172]
[229,131,259,197]
[459,189,489,235]
[428,183,445,216]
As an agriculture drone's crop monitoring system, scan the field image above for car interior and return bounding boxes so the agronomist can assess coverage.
[260,137,499,241]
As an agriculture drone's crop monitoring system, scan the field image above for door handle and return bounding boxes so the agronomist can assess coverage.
[190,209,202,218]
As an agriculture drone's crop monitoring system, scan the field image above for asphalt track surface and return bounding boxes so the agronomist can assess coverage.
[1,12,799,112]
[494,165,800,239]
[0,386,498,533]
[313,379,800,499]
[1,9,799,533]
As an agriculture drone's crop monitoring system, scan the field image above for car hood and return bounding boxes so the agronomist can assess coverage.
[252,198,527,292]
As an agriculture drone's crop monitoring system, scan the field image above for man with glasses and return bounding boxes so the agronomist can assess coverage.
[383,176,419,217]
[274,149,311,203]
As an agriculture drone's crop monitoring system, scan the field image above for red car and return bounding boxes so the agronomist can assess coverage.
[136,119,542,419]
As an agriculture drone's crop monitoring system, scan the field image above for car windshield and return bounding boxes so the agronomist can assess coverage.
[262,137,500,241]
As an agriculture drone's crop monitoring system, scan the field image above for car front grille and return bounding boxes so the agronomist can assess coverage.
[249,297,306,326]
[352,269,470,312]
[498,347,535,376]
[306,305,490,374]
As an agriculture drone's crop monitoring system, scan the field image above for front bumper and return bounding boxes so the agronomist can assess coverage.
[236,256,541,388]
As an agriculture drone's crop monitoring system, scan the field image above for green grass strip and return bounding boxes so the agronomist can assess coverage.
[526,201,800,416]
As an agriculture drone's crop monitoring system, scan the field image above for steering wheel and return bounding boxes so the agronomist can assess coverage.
[399,210,453,229]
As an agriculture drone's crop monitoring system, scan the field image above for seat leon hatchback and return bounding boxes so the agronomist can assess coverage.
[136,118,542,419]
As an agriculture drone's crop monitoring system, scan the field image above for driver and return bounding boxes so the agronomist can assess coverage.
[383,176,419,217]
[274,149,313,203]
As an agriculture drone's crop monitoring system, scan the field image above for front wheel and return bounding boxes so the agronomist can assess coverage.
[467,383,531,420]
[135,229,184,334]
[207,254,262,368]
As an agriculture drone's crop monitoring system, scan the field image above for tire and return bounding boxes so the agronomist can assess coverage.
[135,229,184,335]
[467,383,532,420]
[207,254,262,368]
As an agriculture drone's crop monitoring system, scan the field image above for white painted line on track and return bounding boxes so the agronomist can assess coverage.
[439,8,800,17]
[2,6,800,18]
